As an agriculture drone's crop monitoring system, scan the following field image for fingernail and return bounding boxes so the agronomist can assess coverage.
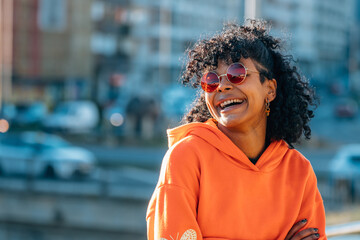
[314,228,318,232]
[315,233,320,237]
[301,219,307,223]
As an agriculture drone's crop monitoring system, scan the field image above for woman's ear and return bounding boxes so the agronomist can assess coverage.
[267,78,277,102]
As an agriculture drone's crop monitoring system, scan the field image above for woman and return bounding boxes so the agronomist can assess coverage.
[146,20,326,240]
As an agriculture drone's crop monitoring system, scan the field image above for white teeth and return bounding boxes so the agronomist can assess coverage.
[220,99,244,108]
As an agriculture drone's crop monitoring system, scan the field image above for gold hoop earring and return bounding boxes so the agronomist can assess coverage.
[265,99,270,117]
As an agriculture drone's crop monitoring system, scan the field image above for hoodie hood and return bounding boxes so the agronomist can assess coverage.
[167,118,289,172]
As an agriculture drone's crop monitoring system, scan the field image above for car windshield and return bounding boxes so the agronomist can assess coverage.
[16,105,28,112]
[55,104,70,114]
[55,104,77,115]
[350,155,360,164]
[21,132,70,148]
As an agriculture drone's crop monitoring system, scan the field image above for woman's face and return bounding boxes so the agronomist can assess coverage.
[204,58,277,132]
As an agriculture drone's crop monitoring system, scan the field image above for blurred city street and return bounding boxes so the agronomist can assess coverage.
[311,92,360,145]
[1,0,360,239]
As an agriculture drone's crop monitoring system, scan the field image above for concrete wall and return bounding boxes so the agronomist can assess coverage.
[0,179,151,240]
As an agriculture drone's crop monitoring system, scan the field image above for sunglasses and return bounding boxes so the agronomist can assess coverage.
[201,62,259,93]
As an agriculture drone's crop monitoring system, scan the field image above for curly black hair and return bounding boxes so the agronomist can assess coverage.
[180,20,318,147]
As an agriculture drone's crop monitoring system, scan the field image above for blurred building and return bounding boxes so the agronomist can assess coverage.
[256,0,356,86]
[11,0,94,105]
[0,0,14,106]
[90,0,132,104]
[91,0,243,138]
[127,0,243,97]
[7,0,358,114]
[349,0,360,93]
[92,0,244,104]
[3,0,245,137]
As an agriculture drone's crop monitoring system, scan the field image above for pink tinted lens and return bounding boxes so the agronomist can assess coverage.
[227,63,246,84]
[201,72,219,92]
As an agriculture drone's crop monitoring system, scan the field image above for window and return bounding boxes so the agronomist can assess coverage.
[38,0,67,32]
[350,155,360,163]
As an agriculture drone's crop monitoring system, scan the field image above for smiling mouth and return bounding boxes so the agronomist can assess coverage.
[219,99,245,110]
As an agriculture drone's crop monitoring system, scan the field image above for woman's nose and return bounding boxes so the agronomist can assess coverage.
[217,74,233,92]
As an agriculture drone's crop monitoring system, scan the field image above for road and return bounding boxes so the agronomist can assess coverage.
[78,143,166,170]
[310,91,360,144]
[78,141,336,173]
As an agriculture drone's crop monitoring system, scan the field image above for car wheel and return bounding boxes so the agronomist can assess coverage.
[43,165,57,179]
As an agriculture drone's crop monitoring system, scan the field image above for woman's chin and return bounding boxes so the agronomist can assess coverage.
[218,117,244,130]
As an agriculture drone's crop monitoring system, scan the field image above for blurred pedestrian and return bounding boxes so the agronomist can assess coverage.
[146,20,326,240]
[126,96,161,140]
[141,98,160,140]
[125,96,143,138]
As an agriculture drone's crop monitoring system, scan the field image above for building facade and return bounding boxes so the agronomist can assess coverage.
[6,0,358,110]
[92,0,244,104]
[11,0,94,105]
[258,0,356,87]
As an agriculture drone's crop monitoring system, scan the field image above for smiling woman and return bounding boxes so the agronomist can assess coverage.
[202,58,277,160]
[146,20,326,240]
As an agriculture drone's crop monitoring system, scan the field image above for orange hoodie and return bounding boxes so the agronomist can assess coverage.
[146,119,327,240]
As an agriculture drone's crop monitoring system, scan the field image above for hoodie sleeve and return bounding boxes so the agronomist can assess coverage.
[297,165,327,240]
[146,137,202,240]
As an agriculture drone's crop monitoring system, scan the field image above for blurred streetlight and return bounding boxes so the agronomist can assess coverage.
[244,0,261,19]
[110,113,124,127]
[0,118,9,133]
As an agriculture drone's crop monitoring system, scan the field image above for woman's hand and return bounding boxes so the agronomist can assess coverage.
[285,219,320,240]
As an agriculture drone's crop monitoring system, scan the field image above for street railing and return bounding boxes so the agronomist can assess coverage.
[326,221,360,238]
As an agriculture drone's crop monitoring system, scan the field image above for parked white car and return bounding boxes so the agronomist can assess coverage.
[43,101,99,133]
[329,144,360,201]
[14,101,47,125]
[0,131,96,179]
[329,144,360,179]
